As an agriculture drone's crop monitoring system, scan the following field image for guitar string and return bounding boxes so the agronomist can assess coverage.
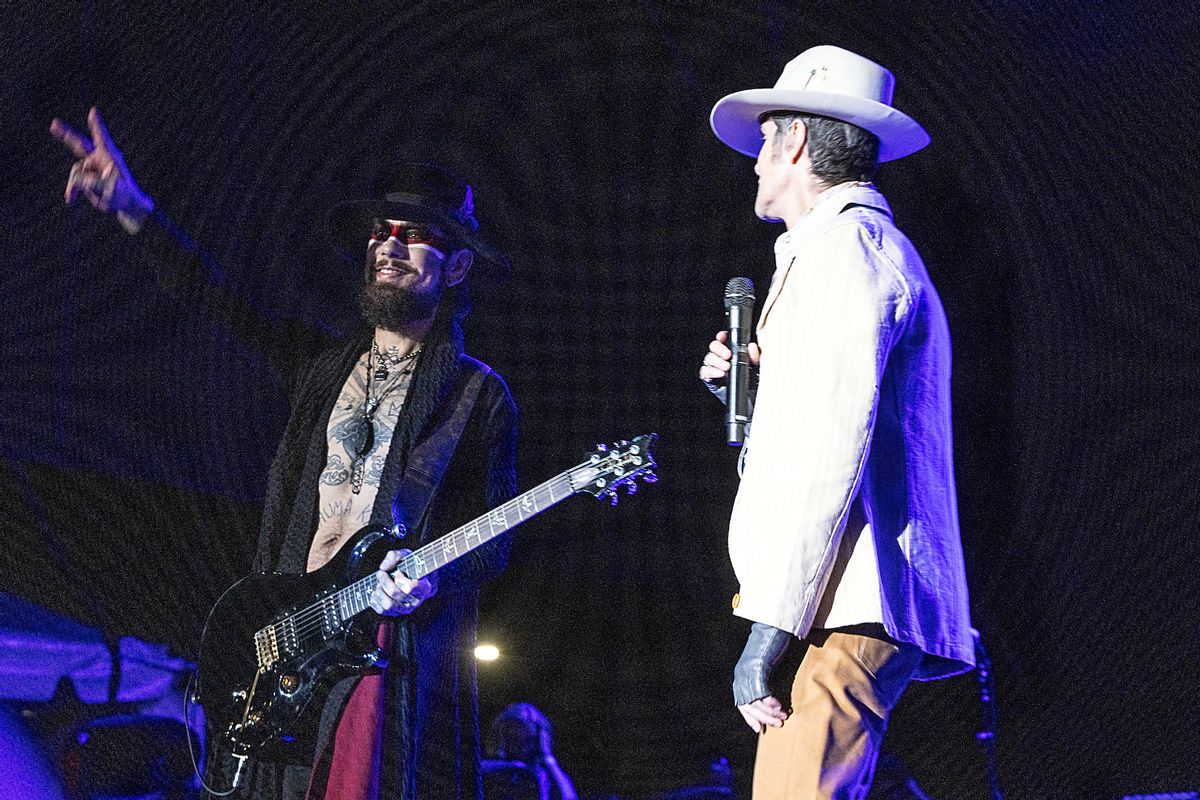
[262,454,653,651]
[272,470,583,641]
[270,473,581,647]
[262,458,648,649]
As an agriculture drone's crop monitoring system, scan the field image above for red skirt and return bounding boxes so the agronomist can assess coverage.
[305,622,395,800]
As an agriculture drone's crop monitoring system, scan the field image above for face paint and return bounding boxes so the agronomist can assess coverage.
[368,220,451,258]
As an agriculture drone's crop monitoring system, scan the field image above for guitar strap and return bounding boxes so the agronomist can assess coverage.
[389,354,492,540]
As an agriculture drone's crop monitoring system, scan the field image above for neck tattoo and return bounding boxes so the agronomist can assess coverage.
[349,339,422,494]
[371,339,422,381]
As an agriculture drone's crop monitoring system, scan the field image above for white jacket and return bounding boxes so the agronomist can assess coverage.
[728,183,974,679]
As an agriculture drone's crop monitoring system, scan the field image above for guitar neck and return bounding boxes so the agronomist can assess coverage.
[252,436,653,672]
[336,465,591,617]
[401,469,579,580]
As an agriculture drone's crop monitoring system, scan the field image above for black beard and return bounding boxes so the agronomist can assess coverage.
[358,278,442,331]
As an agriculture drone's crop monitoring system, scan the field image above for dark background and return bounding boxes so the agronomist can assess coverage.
[3,1,1200,798]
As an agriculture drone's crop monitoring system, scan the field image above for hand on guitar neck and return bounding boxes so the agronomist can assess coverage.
[370,549,434,615]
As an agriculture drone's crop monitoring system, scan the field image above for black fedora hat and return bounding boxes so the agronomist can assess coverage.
[328,162,510,278]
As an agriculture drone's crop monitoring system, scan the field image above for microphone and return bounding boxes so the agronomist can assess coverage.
[724,277,755,445]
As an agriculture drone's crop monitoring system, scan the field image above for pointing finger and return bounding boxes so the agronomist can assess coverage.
[390,572,426,598]
[65,162,79,204]
[50,118,94,158]
[755,695,788,720]
[737,705,763,733]
[88,107,117,155]
[738,700,786,729]
[375,567,398,596]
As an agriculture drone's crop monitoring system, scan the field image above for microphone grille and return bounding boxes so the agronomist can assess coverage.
[724,277,755,309]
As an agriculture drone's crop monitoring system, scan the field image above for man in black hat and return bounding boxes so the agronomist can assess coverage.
[50,108,517,800]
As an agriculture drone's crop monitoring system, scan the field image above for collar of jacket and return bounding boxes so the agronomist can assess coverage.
[774,182,893,256]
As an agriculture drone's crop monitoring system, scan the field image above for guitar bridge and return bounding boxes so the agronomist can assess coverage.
[255,617,300,669]
[254,627,278,670]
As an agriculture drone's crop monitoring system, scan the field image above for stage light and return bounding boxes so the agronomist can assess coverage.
[475,644,500,661]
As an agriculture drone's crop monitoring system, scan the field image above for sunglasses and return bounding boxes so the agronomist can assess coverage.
[369,221,452,253]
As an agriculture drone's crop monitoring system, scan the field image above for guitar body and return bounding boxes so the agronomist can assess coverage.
[195,524,401,762]
[191,432,657,781]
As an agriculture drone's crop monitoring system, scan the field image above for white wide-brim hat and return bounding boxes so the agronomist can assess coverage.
[710,45,930,163]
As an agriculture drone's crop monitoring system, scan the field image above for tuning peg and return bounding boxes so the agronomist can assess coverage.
[626,481,638,495]
[596,443,609,453]
[643,472,658,484]
[609,491,619,507]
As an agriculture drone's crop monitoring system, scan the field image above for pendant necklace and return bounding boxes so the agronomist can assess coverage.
[349,340,421,494]
[371,339,422,381]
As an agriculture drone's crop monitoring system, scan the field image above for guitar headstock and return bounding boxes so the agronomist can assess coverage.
[570,433,658,505]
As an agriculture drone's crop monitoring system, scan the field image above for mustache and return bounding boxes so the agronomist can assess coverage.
[373,257,415,271]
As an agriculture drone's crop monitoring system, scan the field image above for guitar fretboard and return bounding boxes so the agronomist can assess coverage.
[253,458,616,670]
[337,469,583,613]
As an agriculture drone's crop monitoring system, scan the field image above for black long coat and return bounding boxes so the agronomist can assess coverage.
[246,329,517,800]
[147,211,517,799]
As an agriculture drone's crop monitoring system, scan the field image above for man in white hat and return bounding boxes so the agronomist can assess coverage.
[700,46,975,799]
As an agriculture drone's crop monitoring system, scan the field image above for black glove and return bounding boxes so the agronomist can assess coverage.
[732,622,792,706]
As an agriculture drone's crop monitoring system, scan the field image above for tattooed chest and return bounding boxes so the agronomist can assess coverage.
[309,358,413,571]
[320,364,409,492]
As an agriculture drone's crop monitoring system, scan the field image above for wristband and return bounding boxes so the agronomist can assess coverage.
[732,622,792,706]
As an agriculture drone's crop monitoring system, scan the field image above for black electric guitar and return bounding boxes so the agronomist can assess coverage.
[194,434,657,774]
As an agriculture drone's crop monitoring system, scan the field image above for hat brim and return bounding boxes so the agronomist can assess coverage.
[710,88,930,162]
[327,199,511,280]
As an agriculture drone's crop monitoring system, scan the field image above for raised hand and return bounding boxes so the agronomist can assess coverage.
[49,107,153,232]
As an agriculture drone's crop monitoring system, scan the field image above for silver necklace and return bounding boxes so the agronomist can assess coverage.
[371,339,422,381]
[349,341,421,494]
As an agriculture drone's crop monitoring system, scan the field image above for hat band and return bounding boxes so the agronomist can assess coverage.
[383,191,480,232]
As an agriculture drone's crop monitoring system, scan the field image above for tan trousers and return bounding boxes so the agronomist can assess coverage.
[752,627,924,800]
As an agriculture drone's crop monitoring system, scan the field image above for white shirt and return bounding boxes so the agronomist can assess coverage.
[728,183,974,679]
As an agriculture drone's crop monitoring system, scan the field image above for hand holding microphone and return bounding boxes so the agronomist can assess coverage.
[699,331,759,382]
[699,278,760,445]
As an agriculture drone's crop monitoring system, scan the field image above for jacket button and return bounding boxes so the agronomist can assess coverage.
[731,593,740,610]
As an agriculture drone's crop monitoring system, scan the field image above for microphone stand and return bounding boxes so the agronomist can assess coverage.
[972,628,1005,800]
